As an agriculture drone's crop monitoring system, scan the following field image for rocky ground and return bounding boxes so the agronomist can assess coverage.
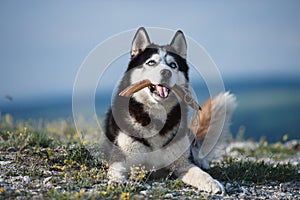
[0,139,299,199]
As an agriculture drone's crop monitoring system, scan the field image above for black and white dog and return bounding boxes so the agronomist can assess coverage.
[104,27,236,194]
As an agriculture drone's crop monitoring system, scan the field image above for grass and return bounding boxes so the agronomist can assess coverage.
[0,113,299,199]
[208,158,299,184]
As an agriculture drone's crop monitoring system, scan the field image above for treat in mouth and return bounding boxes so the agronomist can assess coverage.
[118,79,201,111]
[149,84,170,98]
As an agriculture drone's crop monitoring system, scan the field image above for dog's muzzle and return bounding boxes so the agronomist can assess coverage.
[160,69,172,79]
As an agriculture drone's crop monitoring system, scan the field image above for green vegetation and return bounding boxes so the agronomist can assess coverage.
[0,113,299,199]
[208,158,299,184]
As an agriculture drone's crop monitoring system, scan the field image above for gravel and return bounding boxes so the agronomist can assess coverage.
[0,141,299,199]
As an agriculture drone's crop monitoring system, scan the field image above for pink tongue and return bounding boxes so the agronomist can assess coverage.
[155,85,169,98]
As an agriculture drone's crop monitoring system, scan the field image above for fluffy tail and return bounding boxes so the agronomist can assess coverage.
[190,92,237,168]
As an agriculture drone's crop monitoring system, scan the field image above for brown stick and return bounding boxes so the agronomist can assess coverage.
[172,84,201,111]
[118,79,152,97]
[119,79,201,110]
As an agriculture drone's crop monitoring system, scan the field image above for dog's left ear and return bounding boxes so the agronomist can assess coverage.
[131,27,151,57]
[170,30,187,59]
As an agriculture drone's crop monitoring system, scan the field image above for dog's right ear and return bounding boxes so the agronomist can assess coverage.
[131,27,151,57]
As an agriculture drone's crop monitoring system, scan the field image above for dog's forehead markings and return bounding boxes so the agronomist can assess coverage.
[158,48,167,58]
[147,48,167,63]
[151,48,167,63]
[166,54,175,63]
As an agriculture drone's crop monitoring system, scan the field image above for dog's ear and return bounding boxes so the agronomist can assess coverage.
[170,30,187,59]
[131,27,151,57]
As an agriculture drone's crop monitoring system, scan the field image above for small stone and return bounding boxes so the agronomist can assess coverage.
[43,176,52,185]
[279,183,287,192]
[238,193,248,199]
[23,176,30,183]
[7,147,19,152]
[0,161,12,165]
[225,182,232,192]
[55,186,62,190]
[131,194,145,200]
[269,181,277,186]
[140,190,148,196]
[165,193,173,198]
[280,192,286,196]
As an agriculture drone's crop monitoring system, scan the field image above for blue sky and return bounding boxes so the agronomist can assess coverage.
[1,1,300,100]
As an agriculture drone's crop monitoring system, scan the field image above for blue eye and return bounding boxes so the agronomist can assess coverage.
[146,60,156,66]
[169,62,177,69]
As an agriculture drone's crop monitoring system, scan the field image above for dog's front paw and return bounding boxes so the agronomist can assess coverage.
[107,162,128,183]
[201,178,225,195]
[178,166,225,195]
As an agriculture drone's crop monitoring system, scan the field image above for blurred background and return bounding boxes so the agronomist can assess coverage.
[0,1,299,142]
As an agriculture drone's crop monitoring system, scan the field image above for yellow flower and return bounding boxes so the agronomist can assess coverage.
[93,174,100,179]
[274,142,282,148]
[47,150,53,156]
[71,160,77,165]
[107,185,115,190]
[80,164,87,171]
[0,188,6,193]
[75,189,85,197]
[139,173,145,179]
[101,191,107,196]
[283,134,288,141]
[174,180,181,185]
[53,165,66,171]
[120,192,130,200]
[89,168,95,173]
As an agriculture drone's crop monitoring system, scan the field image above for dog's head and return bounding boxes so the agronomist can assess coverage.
[125,27,189,104]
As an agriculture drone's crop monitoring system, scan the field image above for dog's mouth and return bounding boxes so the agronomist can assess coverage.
[149,84,170,99]
[119,79,201,110]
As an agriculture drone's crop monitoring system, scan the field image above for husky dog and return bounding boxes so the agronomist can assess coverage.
[104,27,236,194]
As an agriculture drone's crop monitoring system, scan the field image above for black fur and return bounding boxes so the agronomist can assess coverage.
[158,103,181,136]
[127,48,159,72]
[127,47,189,80]
[105,46,189,149]
[168,51,189,80]
[105,106,152,148]
[128,98,151,126]
[105,97,187,148]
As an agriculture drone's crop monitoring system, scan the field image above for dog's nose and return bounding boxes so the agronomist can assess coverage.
[160,69,172,79]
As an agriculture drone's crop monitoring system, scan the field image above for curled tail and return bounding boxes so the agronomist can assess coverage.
[190,92,237,169]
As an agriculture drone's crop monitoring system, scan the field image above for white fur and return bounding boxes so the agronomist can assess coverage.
[176,164,225,194]
[130,48,186,106]
[130,48,185,90]
[106,29,236,194]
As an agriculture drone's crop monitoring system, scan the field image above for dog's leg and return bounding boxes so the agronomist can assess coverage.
[106,146,129,182]
[107,161,128,182]
[107,137,148,182]
[174,161,224,194]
